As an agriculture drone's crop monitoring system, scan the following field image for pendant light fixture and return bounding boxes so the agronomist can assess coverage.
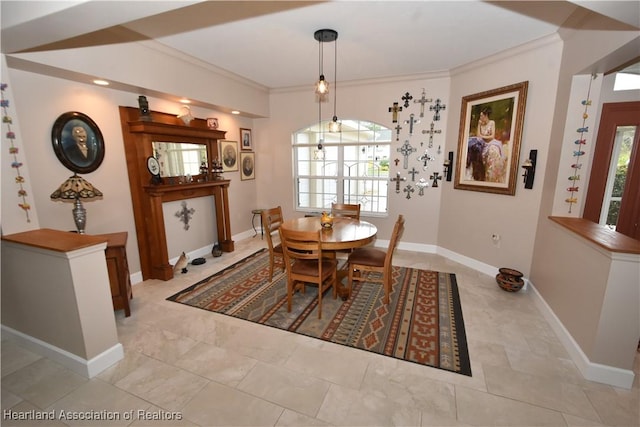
[328,29,341,133]
[314,29,340,143]
[314,29,337,98]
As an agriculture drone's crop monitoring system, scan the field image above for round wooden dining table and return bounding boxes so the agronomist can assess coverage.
[280,216,378,250]
[280,216,377,299]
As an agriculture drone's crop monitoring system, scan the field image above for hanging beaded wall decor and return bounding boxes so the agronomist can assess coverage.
[566,75,595,213]
[1,83,31,222]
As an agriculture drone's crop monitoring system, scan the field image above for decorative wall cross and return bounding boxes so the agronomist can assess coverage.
[408,167,419,181]
[394,123,402,141]
[404,113,420,137]
[397,140,417,169]
[403,184,414,199]
[414,88,432,118]
[418,150,434,170]
[421,122,442,148]
[401,92,413,108]
[390,172,406,193]
[430,171,442,188]
[388,102,402,123]
[416,178,429,196]
[175,200,196,230]
[430,98,446,121]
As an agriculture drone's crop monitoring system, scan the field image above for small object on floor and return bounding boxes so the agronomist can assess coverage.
[192,257,206,265]
[173,251,189,274]
[496,267,524,292]
[211,244,223,257]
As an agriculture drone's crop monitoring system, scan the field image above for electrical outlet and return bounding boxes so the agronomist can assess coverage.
[492,234,501,247]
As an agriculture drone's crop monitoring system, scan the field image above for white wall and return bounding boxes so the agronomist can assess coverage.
[2,67,258,277]
[262,75,451,244]
[438,36,564,276]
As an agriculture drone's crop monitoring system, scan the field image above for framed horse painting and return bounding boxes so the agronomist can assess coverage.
[454,81,528,195]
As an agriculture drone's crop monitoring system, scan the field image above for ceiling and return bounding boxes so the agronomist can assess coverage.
[1,1,639,92]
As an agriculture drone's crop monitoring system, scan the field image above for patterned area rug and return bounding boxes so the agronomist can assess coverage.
[168,249,471,376]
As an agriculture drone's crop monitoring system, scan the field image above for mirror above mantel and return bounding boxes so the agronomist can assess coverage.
[152,141,207,177]
[118,106,233,281]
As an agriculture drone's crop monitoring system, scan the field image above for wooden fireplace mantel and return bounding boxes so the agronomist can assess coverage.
[119,106,234,281]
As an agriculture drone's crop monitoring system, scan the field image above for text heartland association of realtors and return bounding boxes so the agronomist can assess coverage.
[3,409,183,421]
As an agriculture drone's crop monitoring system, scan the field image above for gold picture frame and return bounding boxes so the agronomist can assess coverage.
[240,152,255,180]
[220,140,238,172]
[454,81,528,195]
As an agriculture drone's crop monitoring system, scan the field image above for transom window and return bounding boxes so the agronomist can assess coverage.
[293,120,391,215]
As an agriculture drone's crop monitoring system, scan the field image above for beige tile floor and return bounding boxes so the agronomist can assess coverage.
[2,236,639,426]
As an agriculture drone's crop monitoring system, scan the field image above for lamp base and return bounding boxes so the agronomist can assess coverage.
[73,198,87,234]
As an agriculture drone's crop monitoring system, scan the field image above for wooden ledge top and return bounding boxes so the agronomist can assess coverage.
[1,228,108,253]
[549,216,640,254]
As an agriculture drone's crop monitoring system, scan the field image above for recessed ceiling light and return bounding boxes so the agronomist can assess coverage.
[179,99,191,104]
[231,110,240,115]
[93,79,109,86]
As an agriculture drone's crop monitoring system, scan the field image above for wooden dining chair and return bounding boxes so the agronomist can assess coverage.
[347,214,405,304]
[279,227,338,319]
[261,206,285,281]
[331,203,361,220]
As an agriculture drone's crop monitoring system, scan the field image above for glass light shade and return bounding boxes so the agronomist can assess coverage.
[315,75,329,95]
[329,117,341,132]
[50,174,103,200]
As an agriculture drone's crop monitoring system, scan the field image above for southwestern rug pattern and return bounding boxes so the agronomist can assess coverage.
[167,249,471,376]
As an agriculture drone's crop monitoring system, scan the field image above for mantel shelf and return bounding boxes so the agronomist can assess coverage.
[144,179,230,194]
[144,180,230,203]
[128,120,226,140]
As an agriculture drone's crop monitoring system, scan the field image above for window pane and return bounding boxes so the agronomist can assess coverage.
[294,120,391,214]
[295,146,338,177]
[297,178,337,209]
[601,125,635,228]
[344,179,388,213]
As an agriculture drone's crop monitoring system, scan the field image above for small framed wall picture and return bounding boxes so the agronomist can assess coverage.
[240,128,252,150]
[207,117,219,130]
[220,140,238,172]
[240,152,255,180]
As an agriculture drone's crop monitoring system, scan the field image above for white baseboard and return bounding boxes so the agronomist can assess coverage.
[527,284,635,389]
[1,325,124,378]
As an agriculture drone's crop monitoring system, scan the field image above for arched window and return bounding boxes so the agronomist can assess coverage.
[293,119,392,215]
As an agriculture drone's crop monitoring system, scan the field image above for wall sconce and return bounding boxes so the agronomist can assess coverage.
[443,151,454,181]
[521,149,537,189]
